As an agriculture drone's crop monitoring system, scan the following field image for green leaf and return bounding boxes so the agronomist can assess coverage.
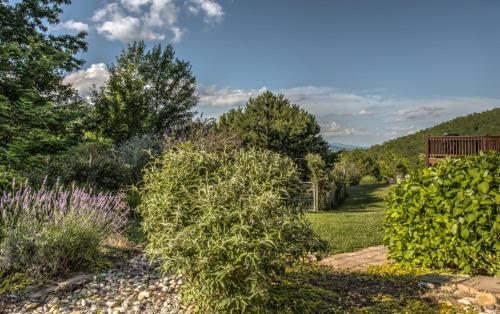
[452,207,463,216]
[461,228,470,239]
[477,181,489,194]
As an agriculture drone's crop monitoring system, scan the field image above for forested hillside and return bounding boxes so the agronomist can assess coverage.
[368,108,500,169]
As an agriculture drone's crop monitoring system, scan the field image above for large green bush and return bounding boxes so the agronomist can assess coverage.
[384,152,499,276]
[139,143,325,313]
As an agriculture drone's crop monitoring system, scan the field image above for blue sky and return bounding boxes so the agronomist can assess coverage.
[55,0,500,146]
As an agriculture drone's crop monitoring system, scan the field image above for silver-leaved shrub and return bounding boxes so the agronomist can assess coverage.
[0,180,129,276]
[139,143,325,313]
[385,151,499,276]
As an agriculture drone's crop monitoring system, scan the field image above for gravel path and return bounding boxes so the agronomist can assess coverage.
[1,255,188,314]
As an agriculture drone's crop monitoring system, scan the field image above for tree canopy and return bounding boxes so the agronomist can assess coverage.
[0,0,88,172]
[91,41,197,142]
[218,91,333,172]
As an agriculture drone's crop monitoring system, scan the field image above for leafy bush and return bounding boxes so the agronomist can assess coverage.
[359,175,379,185]
[384,152,500,276]
[0,180,129,276]
[47,141,130,190]
[139,143,325,313]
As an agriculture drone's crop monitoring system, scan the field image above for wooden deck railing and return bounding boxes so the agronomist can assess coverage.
[426,135,500,166]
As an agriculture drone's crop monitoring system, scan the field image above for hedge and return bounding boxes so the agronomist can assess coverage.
[384,152,499,276]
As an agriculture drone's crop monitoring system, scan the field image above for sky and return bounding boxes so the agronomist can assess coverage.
[51,0,500,146]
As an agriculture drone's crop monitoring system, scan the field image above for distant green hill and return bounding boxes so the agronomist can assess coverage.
[368,108,500,169]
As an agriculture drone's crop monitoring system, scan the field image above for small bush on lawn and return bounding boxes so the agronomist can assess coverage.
[385,152,499,276]
[139,143,326,313]
[0,180,129,276]
[359,175,378,185]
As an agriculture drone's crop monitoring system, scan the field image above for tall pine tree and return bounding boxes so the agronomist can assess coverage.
[0,0,88,171]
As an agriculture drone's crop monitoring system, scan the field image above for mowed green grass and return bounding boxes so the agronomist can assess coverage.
[305,184,391,255]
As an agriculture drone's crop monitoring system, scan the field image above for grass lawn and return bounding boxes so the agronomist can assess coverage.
[306,184,391,255]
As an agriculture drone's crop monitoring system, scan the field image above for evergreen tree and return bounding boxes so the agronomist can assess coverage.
[219,91,334,172]
[0,0,88,171]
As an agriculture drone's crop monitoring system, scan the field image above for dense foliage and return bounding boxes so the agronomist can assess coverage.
[47,135,164,190]
[384,152,500,276]
[0,180,129,276]
[91,41,197,143]
[0,0,88,178]
[219,91,334,174]
[369,108,500,171]
[139,143,325,313]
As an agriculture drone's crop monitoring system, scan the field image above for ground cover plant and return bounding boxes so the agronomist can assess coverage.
[385,151,500,276]
[268,264,475,314]
[139,143,325,313]
[0,180,129,277]
[306,184,390,255]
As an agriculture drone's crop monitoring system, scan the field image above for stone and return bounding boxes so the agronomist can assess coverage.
[418,282,436,289]
[475,292,498,306]
[105,299,121,308]
[24,302,39,309]
[28,286,58,300]
[137,291,151,300]
[457,298,472,305]
[57,274,93,291]
[456,283,470,294]
[440,285,455,292]
[462,276,500,294]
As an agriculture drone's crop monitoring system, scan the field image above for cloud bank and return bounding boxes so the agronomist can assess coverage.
[196,85,500,146]
[64,64,499,146]
[88,0,224,43]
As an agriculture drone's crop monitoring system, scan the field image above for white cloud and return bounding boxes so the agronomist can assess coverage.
[63,63,110,96]
[56,20,89,32]
[92,1,177,42]
[196,85,500,146]
[91,0,223,42]
[187,0,224,23]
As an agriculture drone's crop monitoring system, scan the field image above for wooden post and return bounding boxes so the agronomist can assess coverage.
[425,135,430,167]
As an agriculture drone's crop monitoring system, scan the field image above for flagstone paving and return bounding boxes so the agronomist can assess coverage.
[319,245,388,271]
[319,245,499,312]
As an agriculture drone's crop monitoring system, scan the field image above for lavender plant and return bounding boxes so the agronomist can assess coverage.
[0,179,129,276]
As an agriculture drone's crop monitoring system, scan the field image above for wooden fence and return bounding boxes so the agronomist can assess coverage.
[426,135,500,166]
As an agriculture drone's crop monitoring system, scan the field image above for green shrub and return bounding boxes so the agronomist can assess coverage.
[359,175,379,185]
[384,152,500,276]
[48,141,130,190]
[139,143,325,313]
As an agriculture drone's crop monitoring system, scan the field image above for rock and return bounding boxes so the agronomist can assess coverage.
[418,282,436,289]
[57,274,93,291]
[475,292,498,306]
[105,299,121,308]
[24,302,39,309]
[137,291,151,300]
[439,285,455,292]
[457,298,473,305]
[456,283,470,294]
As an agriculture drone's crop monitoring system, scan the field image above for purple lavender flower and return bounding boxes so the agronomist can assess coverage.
[0,179,130,241]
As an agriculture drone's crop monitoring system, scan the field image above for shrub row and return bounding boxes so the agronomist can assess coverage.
[384,152,499,276]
